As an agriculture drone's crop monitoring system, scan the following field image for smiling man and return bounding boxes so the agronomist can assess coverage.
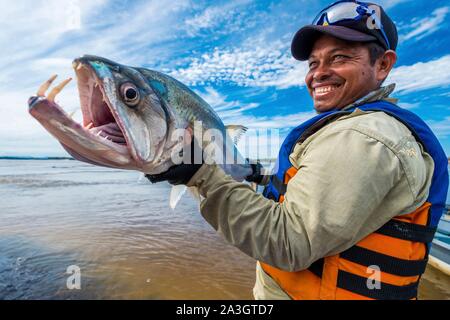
[148,1,449,300]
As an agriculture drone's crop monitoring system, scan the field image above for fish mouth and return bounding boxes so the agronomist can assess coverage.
[54,58,140,168]
[29,59,137,169]
[73,60,128,148]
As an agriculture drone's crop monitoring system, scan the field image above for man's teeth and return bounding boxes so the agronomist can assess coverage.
[315,85,339,94]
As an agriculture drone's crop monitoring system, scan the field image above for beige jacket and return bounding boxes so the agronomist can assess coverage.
[187,85,435,300]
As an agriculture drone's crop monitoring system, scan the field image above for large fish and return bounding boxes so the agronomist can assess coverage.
[28,55,253,207]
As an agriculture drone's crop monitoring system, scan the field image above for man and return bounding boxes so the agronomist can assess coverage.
[148,1,449,300]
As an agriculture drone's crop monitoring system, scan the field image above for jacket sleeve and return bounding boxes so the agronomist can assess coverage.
[187,127,426,271]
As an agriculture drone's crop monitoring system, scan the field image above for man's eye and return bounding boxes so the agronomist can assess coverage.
[309,61,318,69]
[333,55,348,61]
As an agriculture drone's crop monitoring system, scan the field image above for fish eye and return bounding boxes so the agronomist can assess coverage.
[120,83,140,107]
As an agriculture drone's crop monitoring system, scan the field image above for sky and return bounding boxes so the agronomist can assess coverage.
[0,0,449,158]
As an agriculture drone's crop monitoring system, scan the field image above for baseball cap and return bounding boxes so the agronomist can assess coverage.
[291,1,398,61]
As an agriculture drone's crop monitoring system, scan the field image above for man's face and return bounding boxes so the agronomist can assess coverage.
[305,35,380,113]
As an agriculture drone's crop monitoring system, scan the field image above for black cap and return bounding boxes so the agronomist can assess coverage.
[291,1,398,61]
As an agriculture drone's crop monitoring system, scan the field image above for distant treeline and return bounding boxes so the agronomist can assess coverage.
[0,156,74,160]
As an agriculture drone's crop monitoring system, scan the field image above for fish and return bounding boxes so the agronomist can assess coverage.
[28,55,253,207]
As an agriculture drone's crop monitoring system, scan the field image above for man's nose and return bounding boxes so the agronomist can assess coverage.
[312,63,331,82]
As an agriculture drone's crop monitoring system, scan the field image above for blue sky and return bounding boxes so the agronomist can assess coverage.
[1,0,449,158]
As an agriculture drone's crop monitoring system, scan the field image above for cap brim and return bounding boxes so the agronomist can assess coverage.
[291,25,377,61]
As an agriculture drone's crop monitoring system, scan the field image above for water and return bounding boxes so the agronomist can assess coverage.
[0,160,448,300]
[0,160,255,299]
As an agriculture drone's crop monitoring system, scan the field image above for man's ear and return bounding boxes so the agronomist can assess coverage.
[376,50,397,82]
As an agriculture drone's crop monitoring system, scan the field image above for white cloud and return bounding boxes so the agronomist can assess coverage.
[0,0,192,91]
[426,117,450,139]
[398,102,420,109]
[171,43,308,88]
[387,55,450,93]
[195,87,260,120]
[194,86,315,159]
[174,45,450,95]
[0,0,106,70]
[184,0,252,36]
[400,7,449,41]
[376,0,412,9]
[0,88,80,156]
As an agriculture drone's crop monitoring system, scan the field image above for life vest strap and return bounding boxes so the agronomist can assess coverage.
[340,246,428,277]
[375,220,437,243]
[337,270,419,300]
[271,175,286,196]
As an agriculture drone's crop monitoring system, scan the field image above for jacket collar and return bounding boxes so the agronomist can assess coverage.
[341,83,397,111]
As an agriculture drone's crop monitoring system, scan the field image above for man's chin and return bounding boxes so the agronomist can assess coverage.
[314,102,336,113]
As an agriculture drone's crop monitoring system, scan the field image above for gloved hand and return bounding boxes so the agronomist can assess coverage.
[146,135,203,185]
[245,159,264,184]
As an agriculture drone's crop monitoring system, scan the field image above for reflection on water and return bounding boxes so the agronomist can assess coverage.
[0,160,448,300]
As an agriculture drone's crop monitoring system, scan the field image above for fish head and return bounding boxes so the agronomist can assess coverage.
[75,55,181,173]
[30,55,187,173]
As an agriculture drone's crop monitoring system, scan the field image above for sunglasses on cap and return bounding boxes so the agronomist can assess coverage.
[312,0,391,50]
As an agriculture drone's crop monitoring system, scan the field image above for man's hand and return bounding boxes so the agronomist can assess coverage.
[245,159,265,184]
[146,162,203,185]
[146,134,203,185]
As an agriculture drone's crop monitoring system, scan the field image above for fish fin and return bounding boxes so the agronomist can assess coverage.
[188,186,204,211]
[169,185,187,209]
[188,186,202,202]
[137,173,146,183]
[225,125,247,145]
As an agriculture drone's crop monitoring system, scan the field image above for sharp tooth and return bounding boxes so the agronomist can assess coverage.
[85,122,94,130]
[48,78,72,102]
[37,74,58,96]
[96,131,102,136]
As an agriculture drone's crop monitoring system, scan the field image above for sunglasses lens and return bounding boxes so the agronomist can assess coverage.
[326,2,360,24]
